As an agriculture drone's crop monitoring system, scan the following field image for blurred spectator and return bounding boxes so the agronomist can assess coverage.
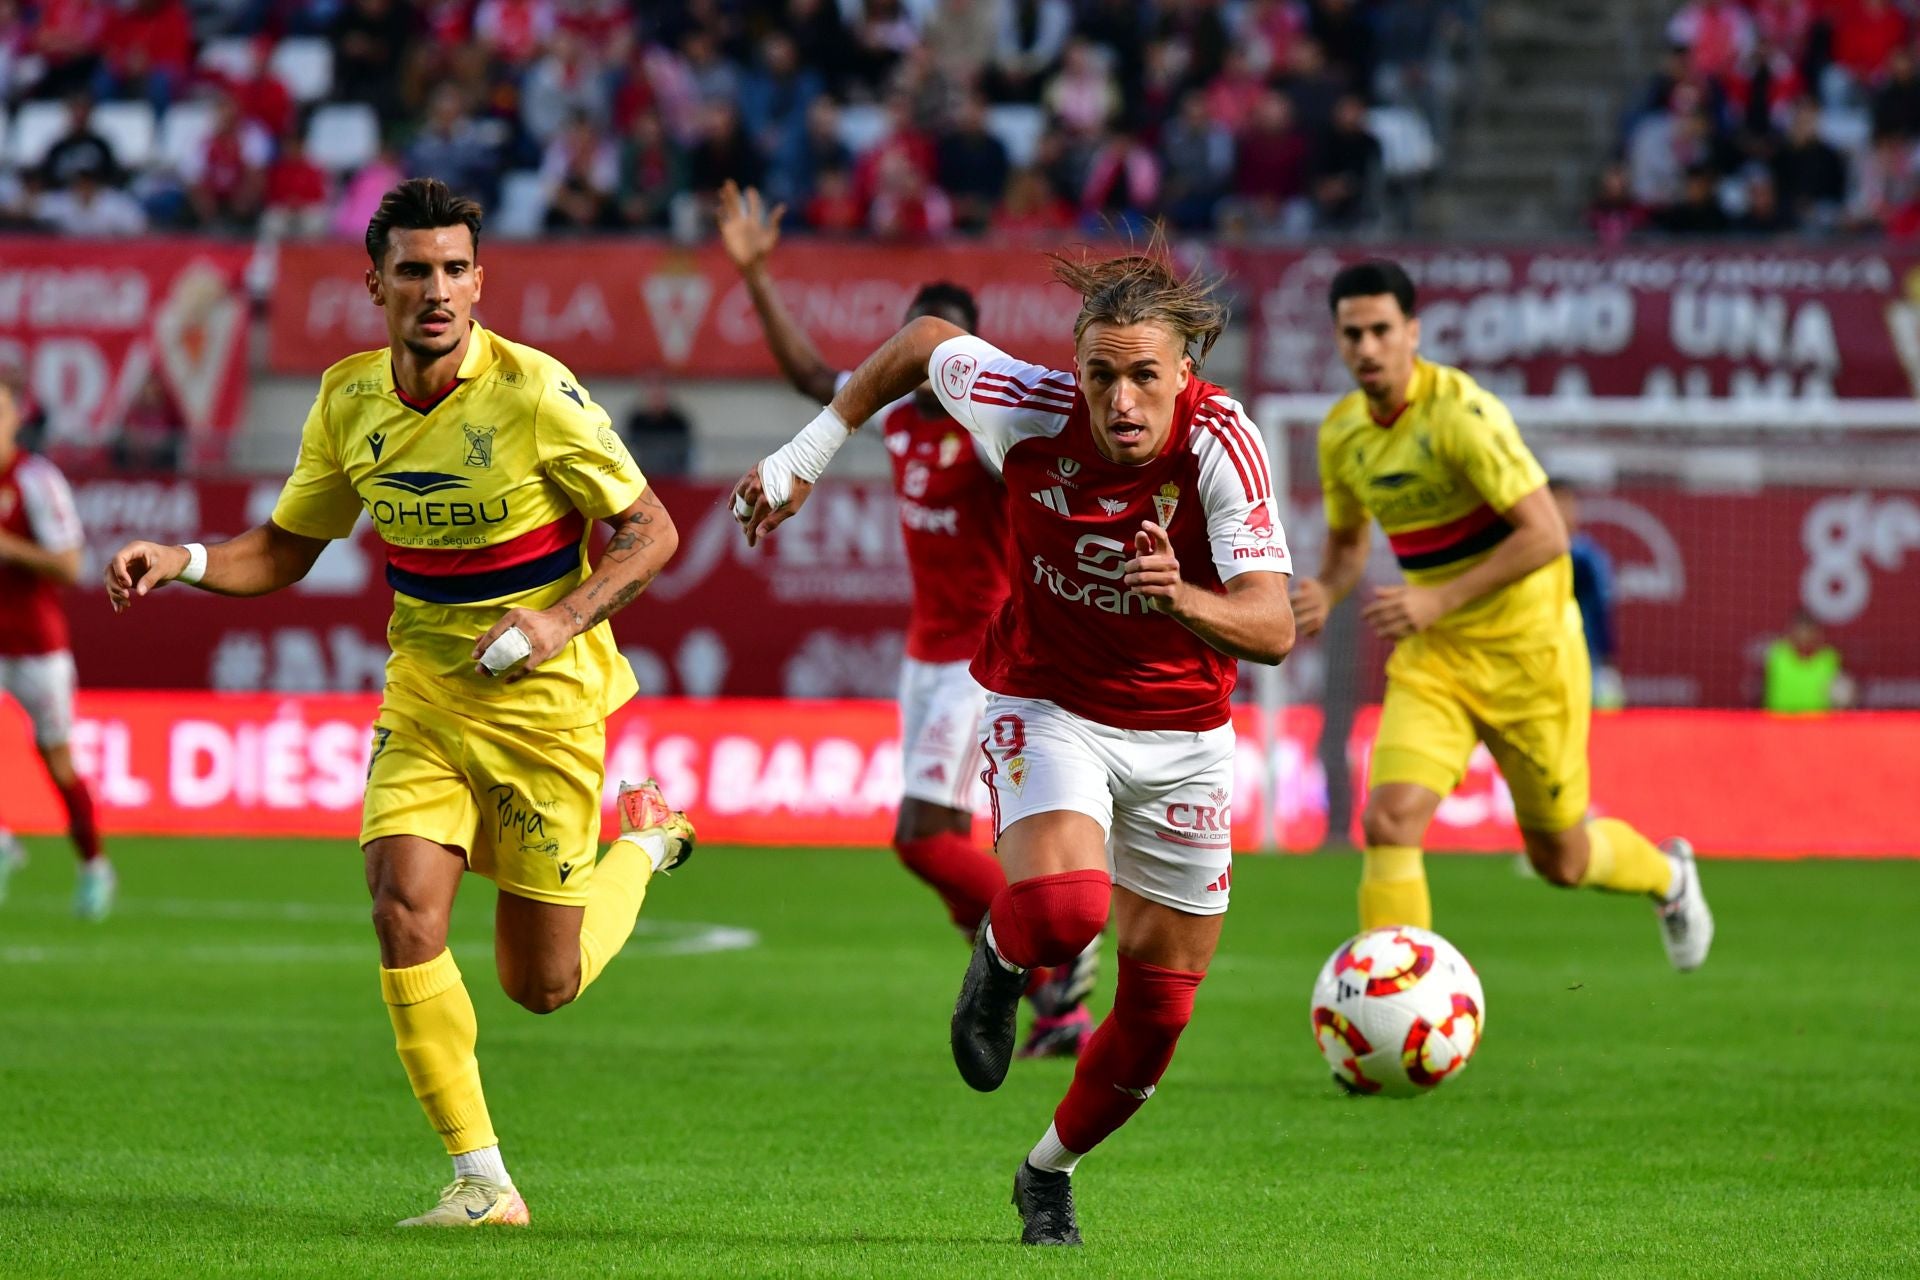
[31,0,106,99]
[1771,98,1849,229]
[1751,0,1814,62]
[1311,0,1377,93]
[1733,170,1793,235]
[33,155,146,234]
[472,0,556,68]
[1376,0,1460,122]
[332,146,407,240]
[1764,610,1852,712]
[787,0,858,96]
[36,95,125,192]
[1851,134,1920,233]
[803,163,866,232]
[687,100,764,196]
[522,31,611,146]
[742,33,824,190]
[936,93,1011,233]
[679,27,744,106]
[96,0,193,112]
[1238,0,1310,76]
[110,373,187,472]
[1157,90,1234,230]
[223,49,298,141]
[1273,36,1345,137]
[542,111,619,231]
[921,0,999,90]
[331,0,413,119]
[617,110,687,230]
[1077,126,1160,228]
[767,96,852,210]
[622,376,692,477]
[1225,87,1313,234]
[184,93,272,230]
[1154,0,1229,91]
[1653,165,1732,234]
[854,93,936,202]
[1078,0,1150,112]
[868,147,953,239]
[261,133,333,238]
[408,86,501,206]
[1724,37,1804,152]
[1586,163,1649,245]
[987,0,1072,102]
[1829,0,1907,88]
[1626,84,1724,208]
[0,0,36,102]
[1549,480,1623,710]
[1203,47,1268,134]
[1871,48,1920,141]
[1667,0,1755,81]
[1310,92,1381,229]
[1045,39,1121,136]
[992,164,1074,237]
[847,0,922,93]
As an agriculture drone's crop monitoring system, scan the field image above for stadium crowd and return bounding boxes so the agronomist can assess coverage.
[0,0,1466,240]
[1595,0,1920,240]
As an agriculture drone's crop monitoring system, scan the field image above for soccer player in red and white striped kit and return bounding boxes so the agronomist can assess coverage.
[733,247,1295,1245]
[717,182,1097,1058]
[0,369,114,919]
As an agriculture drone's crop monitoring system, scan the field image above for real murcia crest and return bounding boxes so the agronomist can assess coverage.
[1153,482,1181,527]
[462,424,496,468]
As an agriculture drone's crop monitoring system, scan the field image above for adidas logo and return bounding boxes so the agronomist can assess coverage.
[1030,485,1070,515]
[1205,867,1232,893]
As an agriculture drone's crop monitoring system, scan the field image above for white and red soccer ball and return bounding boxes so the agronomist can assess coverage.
[1310,926,1485,1097]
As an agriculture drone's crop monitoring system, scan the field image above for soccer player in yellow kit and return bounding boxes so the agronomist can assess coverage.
[103,179,694,1225]
[1290,261,1713,971]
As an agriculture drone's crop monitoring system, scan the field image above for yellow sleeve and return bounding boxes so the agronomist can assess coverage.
[1443,391,1547,514]
[536,373,648,519]
[270,390,362,539]
[1317,424,1367,531]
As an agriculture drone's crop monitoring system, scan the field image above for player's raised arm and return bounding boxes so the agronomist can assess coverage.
[716,181,838,405]
[730,313,966,546]
[104,520,331,612]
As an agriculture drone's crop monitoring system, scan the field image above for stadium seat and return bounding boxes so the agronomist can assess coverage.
[837,103,888,156]
[90,102,157,171]
[1817,107,1872,153]
[492,170,549,238]
[8,100,72,169]
[158,101,218,175]
[270,38,336,104]
[1367,106,1439,179]
[197,36,260,82]
[985,104,1046,169]
[305,103,380,172]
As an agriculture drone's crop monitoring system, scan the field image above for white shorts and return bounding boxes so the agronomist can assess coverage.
[898,657,989,811]
[979,693,1236,916]
[0,650,77,749]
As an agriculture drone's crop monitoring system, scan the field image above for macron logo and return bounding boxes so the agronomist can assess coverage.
[1030,485,1070,516]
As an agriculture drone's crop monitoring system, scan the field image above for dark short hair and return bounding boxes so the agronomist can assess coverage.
[365,177,484,268]
[908,281,979,332]
[1328,259,1417,317]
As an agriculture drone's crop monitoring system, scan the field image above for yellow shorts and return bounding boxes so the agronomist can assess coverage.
[360,691,607,907]
[1371,621,1591,833]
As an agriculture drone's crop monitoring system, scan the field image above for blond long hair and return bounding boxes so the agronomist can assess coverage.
[1045,239,1229,368]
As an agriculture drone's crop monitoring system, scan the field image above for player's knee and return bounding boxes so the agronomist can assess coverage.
[508,977,576,1015]
[1524,832,1582,887]
[369,895,449,961]
[1361,798,1420,849]
[1025,897,1108,967]
[1114,957,1202,1042]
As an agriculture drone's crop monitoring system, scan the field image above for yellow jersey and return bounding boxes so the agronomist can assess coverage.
[1318,358,1572,647]
[271,323,645,728]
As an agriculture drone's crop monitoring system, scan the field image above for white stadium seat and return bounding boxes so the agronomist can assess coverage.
[158,100,218,175]
[985,104,1046,169]
[492,170,549,239]
[305,102,380,172]
[270,37,335,104]
[197,36,260,82]
[90,102,157,170]
[9,100,71,169]
[836,103,888,156]
[1368,105,1439,179]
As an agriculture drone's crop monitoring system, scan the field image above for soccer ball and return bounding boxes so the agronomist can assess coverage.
[1310,926,1485,1097]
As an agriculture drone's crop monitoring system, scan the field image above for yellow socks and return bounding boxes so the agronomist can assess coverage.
[380,949,496,1156]
[1579,818,1674,898]
[1359,845,1431,930]
[576,836,654,998]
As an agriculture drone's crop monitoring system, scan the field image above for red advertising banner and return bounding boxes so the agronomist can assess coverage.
[1234,245,1920,402]
[268,241,1087,377]
[62,477,1920,708]
[0,238,253,463]
[2,694,1912,855]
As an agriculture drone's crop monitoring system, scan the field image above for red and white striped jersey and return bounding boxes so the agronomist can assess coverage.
[929,334,1292,731]
[0,451,83,655]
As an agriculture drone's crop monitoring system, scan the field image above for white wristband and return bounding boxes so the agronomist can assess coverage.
[179,542,208,586]
[757,406,850,508]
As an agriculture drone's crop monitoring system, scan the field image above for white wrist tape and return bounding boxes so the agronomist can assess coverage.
[757,406,850,508]
[479,625,532,675]
[179,542,208,586]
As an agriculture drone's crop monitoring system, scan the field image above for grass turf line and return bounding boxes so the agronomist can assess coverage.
[1,838,1916,1278]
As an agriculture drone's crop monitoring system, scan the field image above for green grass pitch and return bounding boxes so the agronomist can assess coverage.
[2,838,1917,1278]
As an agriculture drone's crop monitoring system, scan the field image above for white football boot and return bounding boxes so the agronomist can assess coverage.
[1654,837,1713,972]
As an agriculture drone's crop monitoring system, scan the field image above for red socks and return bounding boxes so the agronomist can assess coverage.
[1052,955,1204,1155]
[894,832,1007,932]
[57,779,102,862]
[987,869,1111,970]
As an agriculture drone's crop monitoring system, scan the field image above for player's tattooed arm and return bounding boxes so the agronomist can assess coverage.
[470,490,679,681]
